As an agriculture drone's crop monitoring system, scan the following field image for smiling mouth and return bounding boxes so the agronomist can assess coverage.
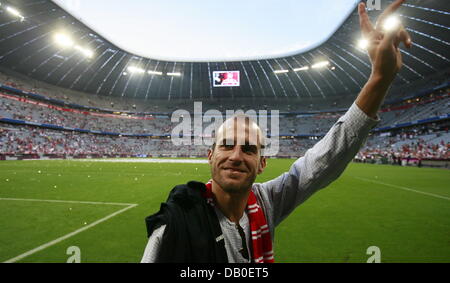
[223,167,247,173]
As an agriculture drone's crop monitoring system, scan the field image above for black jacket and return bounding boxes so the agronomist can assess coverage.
[145,181,228,263]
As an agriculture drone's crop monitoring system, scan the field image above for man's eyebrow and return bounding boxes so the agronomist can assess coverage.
[218,138,235,145]
[243,139,259,146]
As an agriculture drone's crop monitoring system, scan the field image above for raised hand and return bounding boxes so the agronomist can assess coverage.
[358,0,412,82]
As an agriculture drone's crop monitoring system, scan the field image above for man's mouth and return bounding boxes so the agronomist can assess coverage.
[223,167,247,173]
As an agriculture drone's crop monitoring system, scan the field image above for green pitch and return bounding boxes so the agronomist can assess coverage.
[0,159,449,263]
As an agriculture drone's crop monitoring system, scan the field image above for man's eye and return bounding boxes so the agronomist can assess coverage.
[220,144,234,149]
[242,145,257,153]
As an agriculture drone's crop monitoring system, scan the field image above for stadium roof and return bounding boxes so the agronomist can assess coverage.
[0,0,449,100]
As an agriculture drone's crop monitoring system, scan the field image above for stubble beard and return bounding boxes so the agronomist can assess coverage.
[211,167,256,195]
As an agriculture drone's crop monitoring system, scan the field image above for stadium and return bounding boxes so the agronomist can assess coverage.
[0,0,449,263]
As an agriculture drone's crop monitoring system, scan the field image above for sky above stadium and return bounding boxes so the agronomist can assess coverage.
[53,0,359,62]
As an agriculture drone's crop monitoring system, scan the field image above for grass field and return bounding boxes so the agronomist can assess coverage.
[0,159,449,263]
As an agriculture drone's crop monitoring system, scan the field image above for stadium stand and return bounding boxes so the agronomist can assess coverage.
[1,72,448,167]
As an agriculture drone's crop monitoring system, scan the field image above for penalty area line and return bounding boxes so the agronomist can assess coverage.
[353,176,450,201]
[2,199,138,263]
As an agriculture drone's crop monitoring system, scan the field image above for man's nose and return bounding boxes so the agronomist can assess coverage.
[228,145,244,162]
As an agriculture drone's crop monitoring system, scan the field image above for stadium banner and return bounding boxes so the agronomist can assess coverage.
[213,71,240,87]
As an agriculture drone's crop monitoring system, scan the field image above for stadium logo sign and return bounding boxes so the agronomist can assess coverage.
[171,102,280,156]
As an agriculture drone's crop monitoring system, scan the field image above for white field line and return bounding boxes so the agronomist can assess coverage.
[0,197,136,206]
[353,177,450,201]
[1,198,138,263]
[21,158,208,163]
[72,158,209,164]
[23,160,208,164]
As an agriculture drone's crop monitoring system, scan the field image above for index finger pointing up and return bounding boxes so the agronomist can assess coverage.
[358,2,374,35]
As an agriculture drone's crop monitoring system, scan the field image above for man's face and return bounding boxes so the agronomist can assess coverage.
[208,117,266,194]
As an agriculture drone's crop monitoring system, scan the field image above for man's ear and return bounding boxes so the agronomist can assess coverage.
[207,148,213,165]
[257,156,266,174]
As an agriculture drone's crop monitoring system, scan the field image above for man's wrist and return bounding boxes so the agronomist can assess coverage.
[369,71,395,90]
[355,71,396,119]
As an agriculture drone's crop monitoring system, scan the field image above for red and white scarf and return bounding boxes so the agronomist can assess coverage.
[204,181,274,263]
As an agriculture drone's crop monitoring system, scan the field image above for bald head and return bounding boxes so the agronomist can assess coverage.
[212,114,265,154]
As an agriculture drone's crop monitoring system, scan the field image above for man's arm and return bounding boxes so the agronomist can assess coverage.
[254,0,412,229]
[141,225,165,263]
[355,0,411,119]
[257,102,379,228]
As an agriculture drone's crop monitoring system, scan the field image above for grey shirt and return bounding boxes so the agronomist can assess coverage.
[141,102,379,263]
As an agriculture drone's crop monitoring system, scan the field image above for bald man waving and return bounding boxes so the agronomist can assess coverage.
[142,0,411,263]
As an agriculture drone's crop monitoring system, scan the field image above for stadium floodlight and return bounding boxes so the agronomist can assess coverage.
[274,70,289,74]
[293,66,309,72]
[311,60,330,69]
[383,16,400,32]
[75,45,93,58]
[147,70,163,75]
[357,38,369,50]
[167,72,181,76]
[127,66,145,74]
[54,33,74,47]
[83,49,94,58]
[6,6,25,21]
